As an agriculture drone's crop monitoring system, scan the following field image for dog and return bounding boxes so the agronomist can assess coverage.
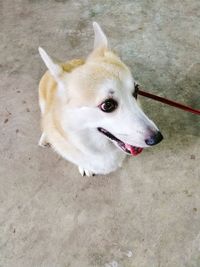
[38,22,163,176]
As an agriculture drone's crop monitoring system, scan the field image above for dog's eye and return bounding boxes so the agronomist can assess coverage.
[100,99,118,113]
[133,83,139,99]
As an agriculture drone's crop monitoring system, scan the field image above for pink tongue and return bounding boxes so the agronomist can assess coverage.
[125,144,143,156]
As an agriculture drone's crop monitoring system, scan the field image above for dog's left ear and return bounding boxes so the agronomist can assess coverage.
[88,22,108,59]
[93,22,108,50]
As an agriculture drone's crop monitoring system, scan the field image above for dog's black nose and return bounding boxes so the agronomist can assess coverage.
[145,131,163,146]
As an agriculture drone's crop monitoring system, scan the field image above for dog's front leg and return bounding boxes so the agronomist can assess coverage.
[78,166,95,177]
[38,133,50,147]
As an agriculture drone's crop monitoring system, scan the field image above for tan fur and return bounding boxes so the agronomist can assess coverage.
[38,59,85,150]
[39,58,85,111]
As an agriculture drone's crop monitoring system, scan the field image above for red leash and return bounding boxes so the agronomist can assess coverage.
[138,89,200,115]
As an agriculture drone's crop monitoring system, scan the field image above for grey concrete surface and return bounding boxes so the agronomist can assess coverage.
[0,1,200,266]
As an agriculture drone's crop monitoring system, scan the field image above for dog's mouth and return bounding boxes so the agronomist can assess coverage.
[97,127,143,156]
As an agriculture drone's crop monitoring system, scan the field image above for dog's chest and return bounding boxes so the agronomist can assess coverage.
[71,132,126,174]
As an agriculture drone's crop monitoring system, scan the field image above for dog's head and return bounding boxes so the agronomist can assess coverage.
[39,22,163,156]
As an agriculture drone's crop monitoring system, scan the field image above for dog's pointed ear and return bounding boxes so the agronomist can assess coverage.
[87,22,108,60]
[93,22,108,50]
[38,47,63,81]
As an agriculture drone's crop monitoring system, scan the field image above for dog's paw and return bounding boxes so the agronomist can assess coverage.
[38,133,50,147]
[78,166,95,177]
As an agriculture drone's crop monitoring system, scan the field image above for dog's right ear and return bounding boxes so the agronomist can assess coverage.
[38,47,63,82]
[87,22,108,60]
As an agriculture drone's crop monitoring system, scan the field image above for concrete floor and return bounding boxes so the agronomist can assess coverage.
[0,0,200,266]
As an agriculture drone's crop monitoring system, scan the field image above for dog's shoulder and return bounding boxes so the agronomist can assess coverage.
[38,70,57,111]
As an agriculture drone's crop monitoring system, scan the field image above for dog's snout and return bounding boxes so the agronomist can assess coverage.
[145,131,163,146]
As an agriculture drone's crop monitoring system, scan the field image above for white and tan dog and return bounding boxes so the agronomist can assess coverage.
[38,22,163,176]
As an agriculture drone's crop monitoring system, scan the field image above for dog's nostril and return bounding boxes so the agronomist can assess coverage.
[145,131,163,146]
